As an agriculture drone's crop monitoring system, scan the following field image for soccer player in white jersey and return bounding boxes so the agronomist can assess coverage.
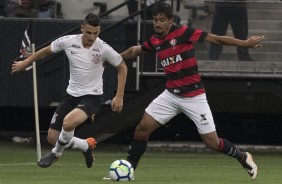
[11,13,128,168]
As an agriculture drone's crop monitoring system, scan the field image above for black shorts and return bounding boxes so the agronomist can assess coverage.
[49,94,102,131]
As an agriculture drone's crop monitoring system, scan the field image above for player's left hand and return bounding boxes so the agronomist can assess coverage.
[111,96,123,113]
[247,35,264,48]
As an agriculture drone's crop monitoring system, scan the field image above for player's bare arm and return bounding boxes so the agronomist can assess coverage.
[120,45,143,60]
[11,45,53,74]
[205,33,264,48]
[111,60,128,113]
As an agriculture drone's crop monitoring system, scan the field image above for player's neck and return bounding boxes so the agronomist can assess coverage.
[83,44,92,49]
[81,36,95,49]
[157,24,172,38]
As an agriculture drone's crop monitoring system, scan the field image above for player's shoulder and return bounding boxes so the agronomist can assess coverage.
[55,34,81,44]
[94,37,113,51]
[174,25,189,33]
[51,34,82,51]
[95,37,107,46]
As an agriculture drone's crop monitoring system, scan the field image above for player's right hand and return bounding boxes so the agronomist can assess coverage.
[11,61,27,74]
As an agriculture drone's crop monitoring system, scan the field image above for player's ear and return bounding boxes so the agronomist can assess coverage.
[169,17,174,24]
[81,25,84,32]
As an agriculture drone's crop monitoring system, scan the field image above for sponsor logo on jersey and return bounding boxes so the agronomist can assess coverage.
[71,44,81,48]
[92,48,100,52]
[160,54,183,67]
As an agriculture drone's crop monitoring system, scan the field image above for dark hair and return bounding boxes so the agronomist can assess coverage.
[152,2,173,19]
[84,13,100,27]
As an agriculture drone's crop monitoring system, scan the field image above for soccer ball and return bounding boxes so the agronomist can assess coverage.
[109,159,134,181]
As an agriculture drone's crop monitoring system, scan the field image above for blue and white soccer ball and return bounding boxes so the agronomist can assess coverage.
[109,159,134,181]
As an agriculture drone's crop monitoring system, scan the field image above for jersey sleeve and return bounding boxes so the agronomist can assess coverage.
[186,27,208,43]
[141,37,155,53]
[102,43,123,67]
[50,35,71,53]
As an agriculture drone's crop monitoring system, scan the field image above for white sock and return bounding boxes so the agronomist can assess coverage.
[52,129,74,157]
[66,137,89,152]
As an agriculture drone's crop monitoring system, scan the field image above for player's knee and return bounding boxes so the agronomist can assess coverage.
[204,138,220,150]
[201,133,220,150]
[134,126,150,141]
[205,142,219,151]
[133,133,149,141]
[62,119,76,131]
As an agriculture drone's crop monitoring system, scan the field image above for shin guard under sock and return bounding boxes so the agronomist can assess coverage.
[218,138,244,162]
[127,138,148,170]
[52,129,74,156]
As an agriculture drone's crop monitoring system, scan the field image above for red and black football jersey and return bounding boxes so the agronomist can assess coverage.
[141,25,208,97]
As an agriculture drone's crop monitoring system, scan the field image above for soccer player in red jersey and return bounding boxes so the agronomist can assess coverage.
[121,2,263,180]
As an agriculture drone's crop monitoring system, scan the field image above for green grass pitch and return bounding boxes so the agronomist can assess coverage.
[0,140,281,184]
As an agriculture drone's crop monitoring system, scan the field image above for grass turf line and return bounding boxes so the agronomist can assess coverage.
[0,141,281,184]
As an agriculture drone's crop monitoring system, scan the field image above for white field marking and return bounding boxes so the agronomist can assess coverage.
[0,163,238,169]
[0,163,88,167]
[0,163,36,166]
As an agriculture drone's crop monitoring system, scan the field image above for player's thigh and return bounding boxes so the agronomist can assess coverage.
[145,90,180,126]
[180,94,216,134]
[136,112,161,135]
[50,95,77,132]
[76,95,102,123]
[63,95,102,129]
[63,108,88,130]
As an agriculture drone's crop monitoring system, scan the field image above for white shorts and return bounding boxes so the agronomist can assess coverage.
[145,89,216,134]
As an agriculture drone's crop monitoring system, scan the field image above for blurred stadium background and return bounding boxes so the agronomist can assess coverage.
[0,0,282,150]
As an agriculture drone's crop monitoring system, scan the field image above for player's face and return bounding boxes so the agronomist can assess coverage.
[81,23,101,48]
[152,13,173,37]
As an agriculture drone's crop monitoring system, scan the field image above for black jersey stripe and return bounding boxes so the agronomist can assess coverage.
[182,27,196,42]
[198,32,208,43]
[146,39,156,52]
[141,42,153,52]
[158,31,196,52]
[166,65,198,80]
[167,81,204,95]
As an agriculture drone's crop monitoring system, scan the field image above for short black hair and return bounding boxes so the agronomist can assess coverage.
[152,2,173,19]
[84,13,100,27]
